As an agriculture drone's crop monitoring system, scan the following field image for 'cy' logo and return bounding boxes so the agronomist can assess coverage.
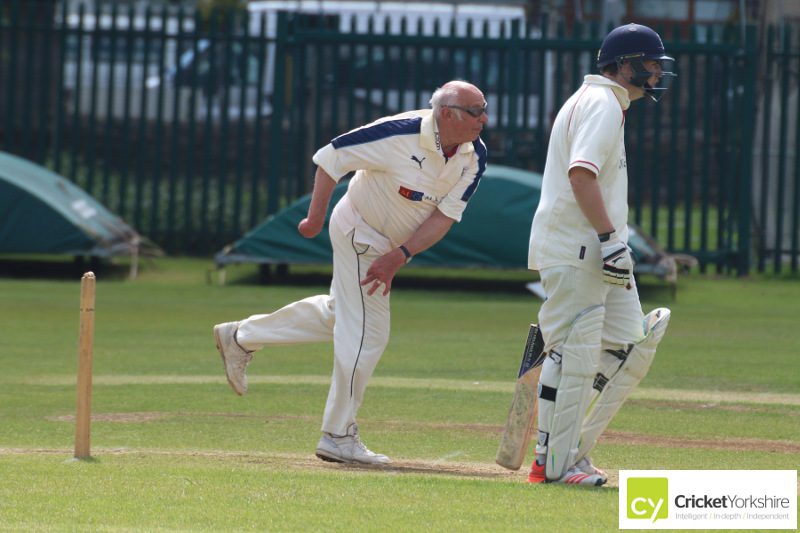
[627,477,668,523]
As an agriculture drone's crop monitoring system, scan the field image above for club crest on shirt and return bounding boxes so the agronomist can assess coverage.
[398,186,441,203]
[398,186,424,201]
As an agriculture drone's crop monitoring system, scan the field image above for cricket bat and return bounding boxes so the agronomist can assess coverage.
[495,323,546,471]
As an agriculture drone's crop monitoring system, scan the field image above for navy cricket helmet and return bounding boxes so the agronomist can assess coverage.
[597,23,676,101]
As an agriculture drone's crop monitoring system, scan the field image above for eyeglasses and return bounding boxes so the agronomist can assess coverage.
[444,103,487,118]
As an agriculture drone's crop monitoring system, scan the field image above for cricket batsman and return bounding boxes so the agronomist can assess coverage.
[526,23,676,485]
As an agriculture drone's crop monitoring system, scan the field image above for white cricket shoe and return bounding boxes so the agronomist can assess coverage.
[552,464,607,486]
[315,424,391,465]
[575,456,608,483]
[213,321,253,395]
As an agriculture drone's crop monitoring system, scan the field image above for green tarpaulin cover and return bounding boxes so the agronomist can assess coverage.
[215,164,682,280]
[216,165,541,269]
[0,151,146,258]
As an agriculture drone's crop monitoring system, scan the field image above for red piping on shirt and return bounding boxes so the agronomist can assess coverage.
[566,84,591,133]
[571,160,600,174]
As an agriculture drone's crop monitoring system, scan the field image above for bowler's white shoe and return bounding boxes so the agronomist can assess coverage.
[315,424,391,465]
[213,321,253,395]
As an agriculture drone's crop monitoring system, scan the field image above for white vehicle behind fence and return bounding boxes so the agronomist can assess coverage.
[61,2,548,126]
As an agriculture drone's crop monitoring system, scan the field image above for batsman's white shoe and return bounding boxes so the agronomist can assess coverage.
[575,456,608,483]
[315,424,391,465]
[527,460,606,486]
[213,321,253,396]
[552,465,607,486]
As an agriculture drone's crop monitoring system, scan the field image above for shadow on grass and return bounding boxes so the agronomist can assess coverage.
[0,254,678,300]
[332,459,518,479]
[222,262,678,299]
[0,256,133,281]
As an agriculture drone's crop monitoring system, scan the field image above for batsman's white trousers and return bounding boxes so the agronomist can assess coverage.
[536,266,647,475]
[236,203,391,436]
[538,266,645,354]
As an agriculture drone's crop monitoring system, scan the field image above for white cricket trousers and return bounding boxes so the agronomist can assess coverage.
[538,265,645,354]
[235,220,390,436]
[534,265,647,469]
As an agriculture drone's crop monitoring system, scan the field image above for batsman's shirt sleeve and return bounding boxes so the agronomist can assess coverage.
[567,91,623,177]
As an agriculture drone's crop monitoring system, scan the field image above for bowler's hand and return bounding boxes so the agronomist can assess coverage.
[360,249,406,296]
[298,217,324,238]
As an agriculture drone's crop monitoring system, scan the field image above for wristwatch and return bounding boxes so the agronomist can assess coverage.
[399,245,413,263]
[598,230,615,243]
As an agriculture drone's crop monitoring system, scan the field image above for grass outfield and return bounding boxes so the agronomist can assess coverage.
[0,258,798,532]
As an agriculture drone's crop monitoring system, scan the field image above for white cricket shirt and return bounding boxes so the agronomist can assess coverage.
[528,75,631,272]
[313,109,487,251]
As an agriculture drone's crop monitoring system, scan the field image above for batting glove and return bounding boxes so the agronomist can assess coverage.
[599,231,633,287]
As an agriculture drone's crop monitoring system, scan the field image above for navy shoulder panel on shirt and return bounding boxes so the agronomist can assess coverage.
[331,117,422,149]
[461,138,488,201]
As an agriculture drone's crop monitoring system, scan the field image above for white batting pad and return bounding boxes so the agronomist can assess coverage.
[577,307,671,460]
[543,304,605,480]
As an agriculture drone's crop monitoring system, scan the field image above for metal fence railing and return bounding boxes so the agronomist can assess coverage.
[270,13,758,274]
[754,25,800,274]
[1,1,793,275]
